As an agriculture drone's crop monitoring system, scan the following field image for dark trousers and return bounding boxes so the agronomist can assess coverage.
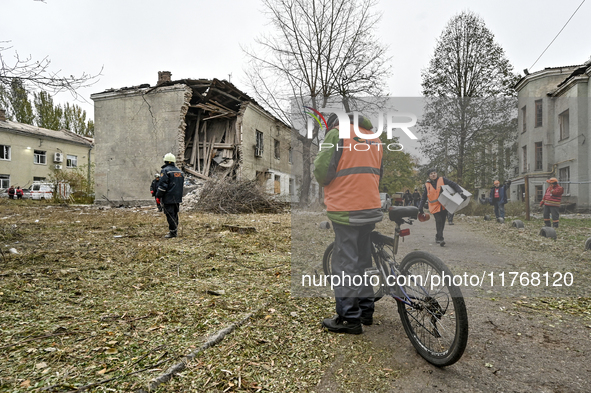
[434,210,447,241]
[163,203,179,232]
[331,221,376,321]
[543,205,559,228]
[447,212,454,223]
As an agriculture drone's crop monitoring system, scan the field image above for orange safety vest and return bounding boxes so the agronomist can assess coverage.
[324,124,382,215]
[426,177,445,214]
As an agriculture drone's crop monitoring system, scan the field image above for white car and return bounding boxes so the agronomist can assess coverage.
[379,193,392,211]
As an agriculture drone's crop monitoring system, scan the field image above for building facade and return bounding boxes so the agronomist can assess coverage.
[91,73,308,205]
[0,109,94,190]
[512,61,591,212]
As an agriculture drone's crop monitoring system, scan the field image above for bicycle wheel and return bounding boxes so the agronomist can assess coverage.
[322,242,384,300]
[396,251,468,367]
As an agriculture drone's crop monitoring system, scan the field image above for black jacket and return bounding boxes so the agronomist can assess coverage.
[150,179,159,197]
[156,163,184,204]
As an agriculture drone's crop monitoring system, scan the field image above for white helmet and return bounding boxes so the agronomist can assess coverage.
[154,173,160,178]
[163,153,176,163]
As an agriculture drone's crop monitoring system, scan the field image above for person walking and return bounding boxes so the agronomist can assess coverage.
[150,173,162,212]
[314,113,383,335]
[419,168,467,246]
[489,180,511,220]
[403,189,413,206]
[7,185,15,199]
[412,188,421,208]
[156,153,184,238]
[16,186,23,199]
[540,177,564,228]
[447,211,455,225]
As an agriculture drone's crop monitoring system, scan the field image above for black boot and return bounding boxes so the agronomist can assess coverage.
[164,230,177,238]
[322,315,362,334]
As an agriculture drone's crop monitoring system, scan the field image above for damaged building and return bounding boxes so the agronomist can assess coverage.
[91,72,307,205]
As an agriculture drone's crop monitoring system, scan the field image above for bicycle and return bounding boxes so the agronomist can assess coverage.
[322,206,468,367]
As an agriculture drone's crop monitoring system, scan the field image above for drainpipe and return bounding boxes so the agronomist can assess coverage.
[88,147,92,197]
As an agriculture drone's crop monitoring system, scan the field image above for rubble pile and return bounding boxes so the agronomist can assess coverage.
[191,177,284,214]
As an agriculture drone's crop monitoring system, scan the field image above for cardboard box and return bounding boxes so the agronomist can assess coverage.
[438,185,472,214]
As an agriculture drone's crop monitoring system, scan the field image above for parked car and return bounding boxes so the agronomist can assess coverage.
[380,193,392,211]
[30,183,54,200]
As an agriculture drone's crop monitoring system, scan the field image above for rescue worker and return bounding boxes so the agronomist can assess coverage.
[540,177,564,228]
[16,186,23,199]
[7,185,15,199]
[150,173,162,212]
[403,190,413,206]
[156,153,184,238]
[419,168,467,246]
[314,113,383,335]
[489,179,511,220]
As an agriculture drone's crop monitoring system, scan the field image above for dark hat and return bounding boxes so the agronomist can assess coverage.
[426,168,437,175]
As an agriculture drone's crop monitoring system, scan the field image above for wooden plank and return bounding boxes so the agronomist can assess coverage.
[189,111,201,167]
[202,121,207,173]
[184,167,210,180]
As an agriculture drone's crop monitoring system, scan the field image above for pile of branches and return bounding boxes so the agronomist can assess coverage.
[196,178,285,214]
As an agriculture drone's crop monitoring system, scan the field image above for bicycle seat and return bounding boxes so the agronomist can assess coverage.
[388,206,419,223]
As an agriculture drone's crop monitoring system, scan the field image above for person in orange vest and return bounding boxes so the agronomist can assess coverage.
[419,168,467,246]
[314,113,383,334]
[540,177,564,228]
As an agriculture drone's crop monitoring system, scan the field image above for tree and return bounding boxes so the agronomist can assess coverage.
[244,0,391,203]
[6,78,35,124]
[62,102,93,137]
[34,90,63,130]
[419,11,519,190]
[0,41,100,100]
[378,134,417,194]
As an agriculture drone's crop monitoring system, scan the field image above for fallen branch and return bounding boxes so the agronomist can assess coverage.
[136,305,267,392]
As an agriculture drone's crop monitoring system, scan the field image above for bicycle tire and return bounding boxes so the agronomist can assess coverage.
[322,242,385,300]
[396,251,468,367]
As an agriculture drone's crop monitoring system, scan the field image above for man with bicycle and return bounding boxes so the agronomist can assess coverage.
[314,113,383,334]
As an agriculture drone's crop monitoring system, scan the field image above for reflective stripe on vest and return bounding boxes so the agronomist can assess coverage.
[426,177,445,214]
[324,124,382,215]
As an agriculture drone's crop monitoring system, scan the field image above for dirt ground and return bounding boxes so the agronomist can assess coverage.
[315,217,591,393]
[1,202,590,392]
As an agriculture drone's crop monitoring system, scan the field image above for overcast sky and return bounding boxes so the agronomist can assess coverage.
[3,0,589,121]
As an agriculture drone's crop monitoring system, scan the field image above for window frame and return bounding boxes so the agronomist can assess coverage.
[34,150,47,165]
[66,154,78,168]
[255,130,264,157]
[0,174,9,189]
[522,145,527,173]
[0,145,11,161]
[559,166,570,195]
[521,106,527,133]
[534,142,542,171]
[535,100,543,128]
[559,109,570,141]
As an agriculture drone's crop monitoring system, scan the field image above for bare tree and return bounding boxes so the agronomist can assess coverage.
[0,41,101,100]
[419,11,519,189]
[244,0,391,203]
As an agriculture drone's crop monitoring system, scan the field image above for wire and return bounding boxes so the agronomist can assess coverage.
[529,0,587,71]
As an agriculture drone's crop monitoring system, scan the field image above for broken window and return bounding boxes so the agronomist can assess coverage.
[0,145,10,160]
[34,150,46,165]
[255,131,264,157]
[274,139,280,160]
[66,154,77,168]
[534,142,542,171]
[559,109,569,140]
